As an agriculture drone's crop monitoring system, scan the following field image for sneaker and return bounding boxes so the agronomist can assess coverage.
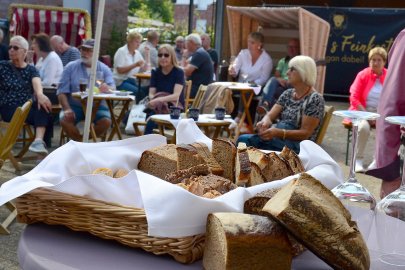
[29,140,49,155]
[367,159,377,170]
[355,159,366,173]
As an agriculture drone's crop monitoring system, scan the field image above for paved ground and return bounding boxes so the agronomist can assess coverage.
[0,100,382,269]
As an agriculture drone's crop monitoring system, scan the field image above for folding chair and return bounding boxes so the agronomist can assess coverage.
[0,100,32,234]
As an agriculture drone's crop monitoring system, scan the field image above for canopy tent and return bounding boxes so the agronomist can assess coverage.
[227,6,330,94]
[8,4,92,47]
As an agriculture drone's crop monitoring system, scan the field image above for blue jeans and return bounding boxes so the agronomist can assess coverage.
[236,121,300,153]
[261,77,288,107]
[117,78,139,96]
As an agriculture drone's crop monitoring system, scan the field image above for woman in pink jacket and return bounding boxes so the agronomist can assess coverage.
[348,47,387,172]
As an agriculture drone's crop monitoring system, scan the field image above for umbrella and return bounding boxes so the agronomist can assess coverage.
[83,0,105,142]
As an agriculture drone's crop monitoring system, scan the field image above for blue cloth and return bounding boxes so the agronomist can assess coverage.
[59,46,80,67]
[188,47,214,97]
[0,61,39,106]
[150,66,185,106]
[236,121,301,153]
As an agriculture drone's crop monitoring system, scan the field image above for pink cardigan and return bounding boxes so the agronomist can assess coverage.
[349,67,387,111]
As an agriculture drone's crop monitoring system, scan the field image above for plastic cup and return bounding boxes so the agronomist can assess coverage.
[215,107,226,120]
[169,106,181,119]
[188,108,199,121]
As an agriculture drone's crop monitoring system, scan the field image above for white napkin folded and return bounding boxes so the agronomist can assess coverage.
[0,120,343,238]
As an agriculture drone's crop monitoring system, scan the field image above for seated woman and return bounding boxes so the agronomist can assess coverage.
[348,46,387,172]
[31,32,63,86]
[236,55,324,153]
[0,35,53,154]
[144,44,185,134]
[228,31,272,123]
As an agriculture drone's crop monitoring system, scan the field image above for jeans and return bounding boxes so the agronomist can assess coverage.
[236,121,300,153]
[117,78,139,95]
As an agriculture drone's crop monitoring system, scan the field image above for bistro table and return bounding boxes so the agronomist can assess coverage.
[73,91,135,141]
[133,72,151,90]
[18,223,349,270]
[150,114,233,143]
[209,82,261,139]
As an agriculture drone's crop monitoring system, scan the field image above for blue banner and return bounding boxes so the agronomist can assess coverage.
[305,7,405,96]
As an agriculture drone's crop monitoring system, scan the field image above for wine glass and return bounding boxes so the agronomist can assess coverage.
[96,71,104,85]
[332,110,380,210]
[240,73,248,83]
[375,116,405,267]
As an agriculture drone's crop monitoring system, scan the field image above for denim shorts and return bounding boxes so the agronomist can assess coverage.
[60,102,111,125]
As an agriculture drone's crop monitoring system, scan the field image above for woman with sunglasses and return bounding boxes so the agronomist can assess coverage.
[0,35,52,154]
[236,55,325,153]
[144,44,185,134]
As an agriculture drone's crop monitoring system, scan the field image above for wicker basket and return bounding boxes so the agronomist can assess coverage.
[15,188,205,264]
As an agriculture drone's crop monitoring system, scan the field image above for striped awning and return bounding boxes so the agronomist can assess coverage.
[8,4,92,47]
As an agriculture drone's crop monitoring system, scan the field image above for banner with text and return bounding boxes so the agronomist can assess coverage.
[306,7,405,96]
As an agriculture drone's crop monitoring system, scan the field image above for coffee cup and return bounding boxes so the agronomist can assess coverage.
[215,107,226,120]
[169,106,181,119]
[188,108,200,121]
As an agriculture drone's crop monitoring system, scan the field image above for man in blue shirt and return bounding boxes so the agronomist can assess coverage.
[183,33,214,98]
[57,39,115,141]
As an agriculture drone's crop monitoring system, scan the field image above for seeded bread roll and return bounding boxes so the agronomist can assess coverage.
[203,212,293,270]
[212,138,236,182]
[262,173,369,270]
[92,168,113,177]
[279,146,305,174]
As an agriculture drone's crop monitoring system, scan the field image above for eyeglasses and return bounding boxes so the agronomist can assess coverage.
[158,53,170,58]
[8,45,22,51]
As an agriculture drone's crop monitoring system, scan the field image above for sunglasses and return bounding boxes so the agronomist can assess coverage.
[8,45,22,51]
[158,53,170,58]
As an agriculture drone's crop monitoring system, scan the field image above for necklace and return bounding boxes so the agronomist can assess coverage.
[294,87,312,100]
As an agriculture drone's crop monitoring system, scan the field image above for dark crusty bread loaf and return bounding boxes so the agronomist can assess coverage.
[176,144,206,170]
[183,174,237,195]
[212,138,236,182]
[235,143,251,186]
[165,164,210,184]
[138,144,178,179]
[244,188,281,215]
[190,142,224,176]
[262,173,369,270]
[279,146,305,174]
[203,212,293,270]
[266,152,293,181]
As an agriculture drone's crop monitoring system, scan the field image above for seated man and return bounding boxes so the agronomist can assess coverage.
[258,38,300,115]
[57,39,115,141]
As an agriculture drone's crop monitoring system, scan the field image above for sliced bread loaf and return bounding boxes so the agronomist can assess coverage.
[235,143,251,186]
[190,142,224,176]
[203,212,293,270]
[138,144,178,179]
[262,173,369,270]
[279,146,305,174]
[265,152,293,181]
[176,144,206,170]
[212,138,236,182]
[248,162,266,187]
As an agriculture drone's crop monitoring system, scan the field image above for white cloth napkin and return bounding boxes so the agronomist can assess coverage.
[0,121,343,238]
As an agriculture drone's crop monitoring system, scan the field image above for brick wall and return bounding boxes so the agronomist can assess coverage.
[0,0,128,55]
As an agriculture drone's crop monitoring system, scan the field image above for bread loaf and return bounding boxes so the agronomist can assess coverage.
[247,147,270,170]
[244,188,281,215]
[235,143,251,186]
[92,168,113,177]
[279,146,305,174]
[183,174,237,195]
[212,138,236,182]
[190,142,224,175]
[266,152,293,181]
[203,212,293,270]
[113,168,129,178]
[247,162,266,187]
[165,164,210,184]
[262,173,369,270]
[138,144,178,179]
[176,144,206,170]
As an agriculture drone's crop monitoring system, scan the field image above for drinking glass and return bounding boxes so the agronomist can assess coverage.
[241,73,248,83]
[96,71,104,85]
[332,110,380,210]
[375,116,405,266]
[79,78,88,94]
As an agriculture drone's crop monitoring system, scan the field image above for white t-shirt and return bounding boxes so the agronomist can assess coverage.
[35,51,63,86]
[113,44,144,86]
[366,79,382,109]
[232,49,273,86]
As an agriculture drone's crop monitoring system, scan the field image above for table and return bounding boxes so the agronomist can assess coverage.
[18,223,352,270]
[150,114,232,143]
[210,82,261,139]
[134,72,151,90]
[73,92,134,141]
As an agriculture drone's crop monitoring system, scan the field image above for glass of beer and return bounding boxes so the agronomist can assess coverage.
[79,78,88,94]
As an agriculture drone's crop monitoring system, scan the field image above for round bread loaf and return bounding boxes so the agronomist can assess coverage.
[114,168,129,178]
[92,168,113,177]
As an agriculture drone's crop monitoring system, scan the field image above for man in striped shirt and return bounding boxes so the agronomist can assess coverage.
[50,35,80,67]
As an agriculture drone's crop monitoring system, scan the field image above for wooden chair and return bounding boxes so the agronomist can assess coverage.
[0,100,32,234]
[192,84,208,109]
[183,80,193,110]
[315,105,334,145]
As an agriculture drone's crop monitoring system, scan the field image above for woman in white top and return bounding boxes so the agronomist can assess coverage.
[348,46,387,172]
[31,33,63,86]
[229,32,272,86]
[228,31,273,123]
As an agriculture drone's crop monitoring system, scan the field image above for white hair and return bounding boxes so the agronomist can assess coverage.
[186,33,201,46]
[10,35,29,50]
[51,35,64,43]
[289,55,317,87]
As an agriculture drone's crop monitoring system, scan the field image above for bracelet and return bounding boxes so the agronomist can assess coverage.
[282,129,286,140]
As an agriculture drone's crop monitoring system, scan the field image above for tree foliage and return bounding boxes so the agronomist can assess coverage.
[129,0,174,23]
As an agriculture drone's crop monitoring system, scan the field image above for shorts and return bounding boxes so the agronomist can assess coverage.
[60,102,111,125]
